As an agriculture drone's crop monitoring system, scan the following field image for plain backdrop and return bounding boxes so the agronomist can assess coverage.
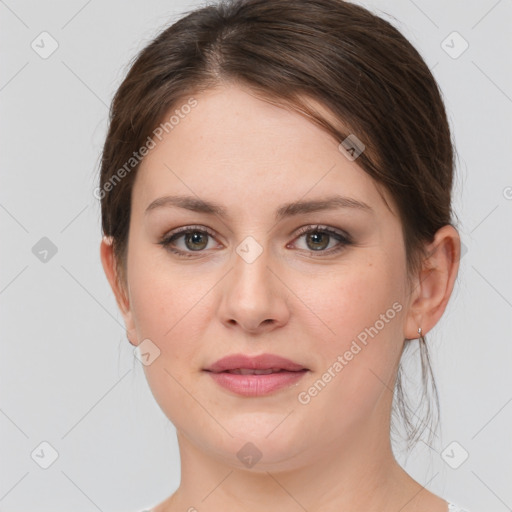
[1,0,511,511]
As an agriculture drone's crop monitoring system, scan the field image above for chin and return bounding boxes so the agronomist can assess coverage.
[206,424,312,470]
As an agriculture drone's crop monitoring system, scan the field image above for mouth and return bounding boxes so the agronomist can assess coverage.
[203,353,309,396]
[216,368,306,375]
[204,353,308,373]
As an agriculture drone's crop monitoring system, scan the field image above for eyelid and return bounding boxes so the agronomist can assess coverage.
[164,224,217,238]
[159,224,352,257]
[292,224,351,241]
[163,224,351,242]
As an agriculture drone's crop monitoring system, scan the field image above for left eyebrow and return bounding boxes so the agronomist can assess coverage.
[275,195,374,220]
[144,194,375,220]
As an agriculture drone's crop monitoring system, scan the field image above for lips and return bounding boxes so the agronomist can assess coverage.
[204,353,308,374]
[204,353,309,397]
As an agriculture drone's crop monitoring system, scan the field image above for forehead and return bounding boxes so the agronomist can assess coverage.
[133,84,396,220]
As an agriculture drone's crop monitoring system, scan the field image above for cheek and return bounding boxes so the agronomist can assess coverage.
[129,274,175,339]
[304,257,405,397]
[127,241,195,338]
[126,247,210,394]
[127,260,202,426]
[308,258,403,340]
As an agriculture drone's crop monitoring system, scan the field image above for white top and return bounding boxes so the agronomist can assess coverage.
[142,502,469,511]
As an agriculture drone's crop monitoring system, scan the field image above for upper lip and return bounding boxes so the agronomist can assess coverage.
[204,353,308,373]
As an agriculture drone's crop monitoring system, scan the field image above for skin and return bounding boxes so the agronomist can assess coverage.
[100,83,460,512]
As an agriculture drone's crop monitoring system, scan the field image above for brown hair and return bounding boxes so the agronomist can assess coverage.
[98,0,458,449]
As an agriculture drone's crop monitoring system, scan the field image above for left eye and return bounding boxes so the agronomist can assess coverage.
[159,225,351,258]
[289,225,351,254]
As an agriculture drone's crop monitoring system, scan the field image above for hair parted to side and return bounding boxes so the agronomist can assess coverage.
[99,0,458,450]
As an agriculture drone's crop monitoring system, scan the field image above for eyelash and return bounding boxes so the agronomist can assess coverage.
[158,224,352,259]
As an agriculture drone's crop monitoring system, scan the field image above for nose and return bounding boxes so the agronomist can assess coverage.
[217,241,290,334]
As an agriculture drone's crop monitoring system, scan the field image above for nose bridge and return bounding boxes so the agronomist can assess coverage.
[232,234,274,304]
[218,234,289,332]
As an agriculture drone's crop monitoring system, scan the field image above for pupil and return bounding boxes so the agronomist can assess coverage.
[307,232,328,250]
[186,232,207,251]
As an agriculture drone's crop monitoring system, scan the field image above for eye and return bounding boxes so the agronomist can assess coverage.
[289,225,352,255]
[159,225,219,258]
[159,224,352,258]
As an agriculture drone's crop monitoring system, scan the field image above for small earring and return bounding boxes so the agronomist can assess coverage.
[418,327,422,337]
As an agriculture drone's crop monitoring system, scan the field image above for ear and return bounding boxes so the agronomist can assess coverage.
[100,236,138,346]
[403,224,461,340]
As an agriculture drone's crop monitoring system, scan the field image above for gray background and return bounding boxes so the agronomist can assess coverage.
[1,0,511,511]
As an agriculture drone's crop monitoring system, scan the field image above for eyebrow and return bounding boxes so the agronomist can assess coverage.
[144,194,374,221]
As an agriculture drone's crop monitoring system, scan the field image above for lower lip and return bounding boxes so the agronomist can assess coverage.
[205,370,308,396]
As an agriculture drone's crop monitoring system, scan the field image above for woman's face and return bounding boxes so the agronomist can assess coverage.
[112,84,419,469]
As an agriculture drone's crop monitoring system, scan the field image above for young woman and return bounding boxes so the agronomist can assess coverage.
[98,0,468,510]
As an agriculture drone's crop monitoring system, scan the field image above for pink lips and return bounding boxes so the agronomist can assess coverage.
[203,353,309,397]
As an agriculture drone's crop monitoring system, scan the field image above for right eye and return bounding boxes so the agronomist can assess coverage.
[159,225,220,258]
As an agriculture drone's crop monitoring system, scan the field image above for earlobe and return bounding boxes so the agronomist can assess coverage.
[403,225,460,340]
[99,236,138,345]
